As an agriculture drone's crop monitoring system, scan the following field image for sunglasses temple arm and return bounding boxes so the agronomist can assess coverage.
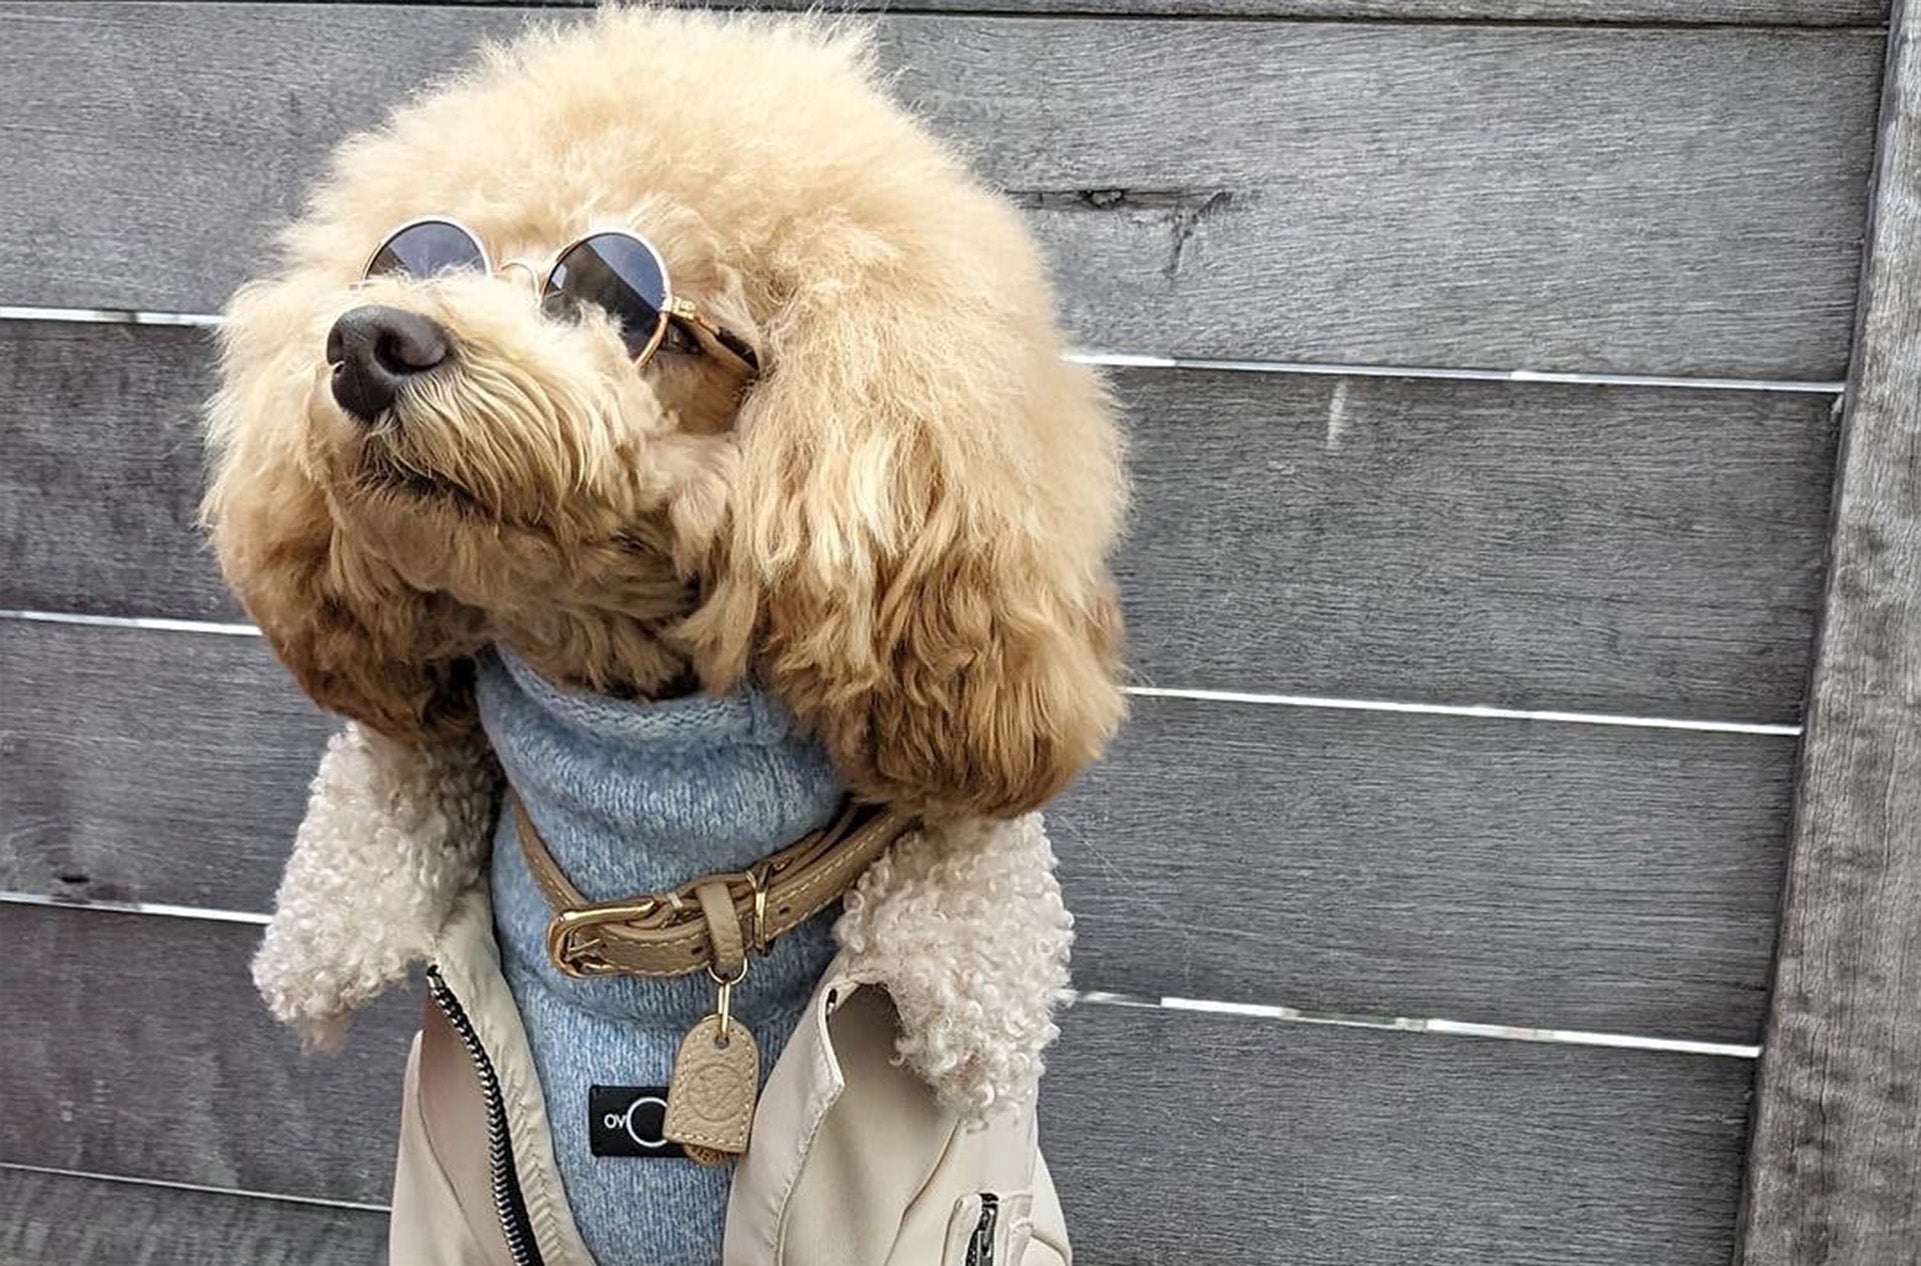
[666,299,759,375]
[704,323,761,374]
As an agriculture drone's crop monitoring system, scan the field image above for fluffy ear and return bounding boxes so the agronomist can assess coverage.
[202,279,480,740]
[682,188,1127,821]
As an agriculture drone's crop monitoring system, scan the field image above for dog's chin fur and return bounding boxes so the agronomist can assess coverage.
[202,5,1129,819]
[298,273,725,702]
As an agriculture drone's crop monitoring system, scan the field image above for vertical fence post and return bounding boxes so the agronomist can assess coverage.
[1740,5,1921,1262]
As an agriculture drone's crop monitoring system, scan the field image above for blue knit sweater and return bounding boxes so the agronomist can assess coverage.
[479,647,844,1266]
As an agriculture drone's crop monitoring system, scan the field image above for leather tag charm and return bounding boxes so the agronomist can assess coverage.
[663,1014,760,1165]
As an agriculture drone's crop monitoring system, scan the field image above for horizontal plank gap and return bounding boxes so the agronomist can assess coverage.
[0,1162,388,1214]
[0,307,1846,392]
[0,890,271,925]
[0,609,1813,734]
[927,14,1885,31]
[1146,994,1762,1057]
[1126,684,1805,735]
[0,609,264,637]
[0,305,224,329]
[1071,350,1848,394]
[0,891,1759,1055]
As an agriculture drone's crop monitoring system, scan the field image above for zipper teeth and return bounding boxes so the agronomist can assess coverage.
[426,966,546,1266]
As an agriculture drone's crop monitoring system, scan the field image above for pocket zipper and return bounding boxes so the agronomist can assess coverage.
[426,965,546,1266]
[967,1193,1001,1266]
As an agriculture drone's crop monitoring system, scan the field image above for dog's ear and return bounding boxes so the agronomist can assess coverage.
[682,194,1127,820]
[202,279,478,741]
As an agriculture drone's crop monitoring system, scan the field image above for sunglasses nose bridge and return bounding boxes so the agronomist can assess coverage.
[495,258,543,294]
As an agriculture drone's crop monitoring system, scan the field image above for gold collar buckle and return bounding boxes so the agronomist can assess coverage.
[545,901,659,978]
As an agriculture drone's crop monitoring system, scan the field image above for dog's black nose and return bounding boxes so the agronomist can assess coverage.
[326,305,450,422]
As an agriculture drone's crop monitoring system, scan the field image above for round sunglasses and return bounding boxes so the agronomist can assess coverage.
[362,218,758,376]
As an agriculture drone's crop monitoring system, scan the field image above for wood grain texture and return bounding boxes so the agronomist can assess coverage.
[245,0,1894,24]
[1046,1003,1754,1266]
[1114,369,1837,723]
[0,905,1755,1265]
[0,322,222,621]
[0,622,331,912]
[0,1168,387,1266]
[0,321,1840,720]
[0,5,1882,376]
[1060,693,1793,1042]
[0,619,1791,1039]
[1739,7,1921,1261]
[979,0,1887,15]
[0,908,415,1205]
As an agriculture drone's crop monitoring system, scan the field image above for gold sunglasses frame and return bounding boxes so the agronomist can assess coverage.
[361,216,758,377]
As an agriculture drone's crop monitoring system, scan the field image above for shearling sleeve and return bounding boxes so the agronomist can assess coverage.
[252,723,500,1047]
[834,814,1075,1121]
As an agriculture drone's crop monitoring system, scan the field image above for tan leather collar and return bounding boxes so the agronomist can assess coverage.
[510,791,915,980]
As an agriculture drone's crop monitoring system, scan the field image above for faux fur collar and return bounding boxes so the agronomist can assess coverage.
[251,723,1073,1119]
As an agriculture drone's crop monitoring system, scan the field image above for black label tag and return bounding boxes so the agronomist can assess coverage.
[589,1085,687,1159]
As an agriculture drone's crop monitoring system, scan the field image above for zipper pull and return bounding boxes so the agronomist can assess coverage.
[968,1193,1001,1266]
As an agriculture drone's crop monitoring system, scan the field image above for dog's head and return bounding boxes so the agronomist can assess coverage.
[203,9,1126,820]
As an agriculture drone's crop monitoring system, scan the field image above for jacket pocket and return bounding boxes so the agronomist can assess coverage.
[943,1192,1038,1266]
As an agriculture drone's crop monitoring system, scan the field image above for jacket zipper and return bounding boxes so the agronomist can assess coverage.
[426,965,546,1266]
[966,1193,1001,1266]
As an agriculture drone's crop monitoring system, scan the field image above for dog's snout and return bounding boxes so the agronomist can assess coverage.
[326,305,451,422]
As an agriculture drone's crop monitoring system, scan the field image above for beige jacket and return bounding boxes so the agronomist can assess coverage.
[247,726,1077,1266]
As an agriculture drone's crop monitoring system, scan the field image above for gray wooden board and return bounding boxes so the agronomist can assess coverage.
[0,321,1841,723]
[164,0,1894,24]
[0,904,1756,1265]
[0,907,415,1206]
[0,621,332,913]
[1739,4,1921,1260]
[0,5,1883,377]
[1044,1002,1754,1266]
[0,618,1791,1040]
[877,0,1886,15]
[1060,692,1793,1042]
[0,1168,388,1266]
[0,323,222,625]
[1114,369,1837,724]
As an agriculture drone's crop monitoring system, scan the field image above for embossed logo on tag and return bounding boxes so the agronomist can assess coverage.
[664,1014,760,1161]
[588,1085,687,1159]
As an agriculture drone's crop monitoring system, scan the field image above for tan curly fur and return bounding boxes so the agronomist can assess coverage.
[203,5,1127,819]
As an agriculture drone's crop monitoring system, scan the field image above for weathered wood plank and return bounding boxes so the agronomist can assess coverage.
[189,0,1893,26]
[0,621,331,912]
[901,0,1887,14]
[1116,369,1837,723]
[0,322,1840,720]
[0,1168,387,1266]
[0,905,1756,1265]
[1061,693,1792,1042]
[0,909,414,1206]
[0,619,1792,1039]
[0,322,221,622]
[1739,6,1921,1260]
[0,6,1881,376]
[1047,1004,1754,1266]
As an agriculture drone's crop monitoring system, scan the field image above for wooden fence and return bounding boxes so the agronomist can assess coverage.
[2,1,1917,1262]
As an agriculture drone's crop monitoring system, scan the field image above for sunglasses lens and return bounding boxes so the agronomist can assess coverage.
[366,220,487,280]
[543,233,668,358]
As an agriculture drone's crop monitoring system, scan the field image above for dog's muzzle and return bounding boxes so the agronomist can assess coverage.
[326,304,450,423]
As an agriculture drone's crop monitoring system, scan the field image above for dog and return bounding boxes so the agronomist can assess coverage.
[204,8,1125,1264]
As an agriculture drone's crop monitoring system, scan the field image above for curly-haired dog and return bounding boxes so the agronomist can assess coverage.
[204,8,1124,1265]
